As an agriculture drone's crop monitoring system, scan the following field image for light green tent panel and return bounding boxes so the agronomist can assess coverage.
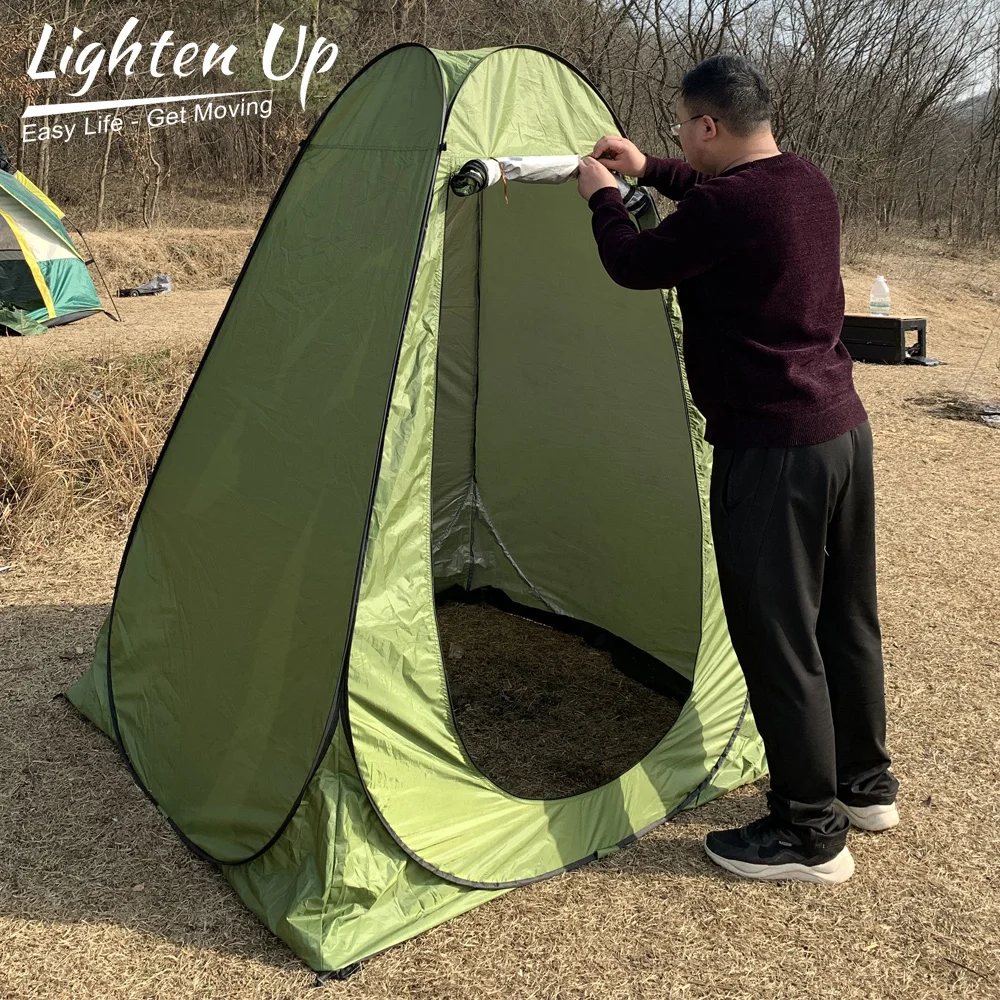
[347,46,739,887]
[431,190,480,590]
[67,44,766,977]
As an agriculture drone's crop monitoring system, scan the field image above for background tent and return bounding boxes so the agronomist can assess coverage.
[67,44,767,978]
[0,166,102,332]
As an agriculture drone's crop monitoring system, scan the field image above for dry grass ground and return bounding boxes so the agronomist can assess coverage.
[84,230,253,295]
[439,599,684,799]
[1,240,999,999]
[0,292,227,555]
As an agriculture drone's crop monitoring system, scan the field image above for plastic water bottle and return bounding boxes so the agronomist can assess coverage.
[869,275,891,316]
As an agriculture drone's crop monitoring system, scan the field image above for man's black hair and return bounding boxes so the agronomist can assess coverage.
[680,54,772,138]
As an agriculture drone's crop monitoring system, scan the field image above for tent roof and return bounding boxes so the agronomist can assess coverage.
[0,170,81,259]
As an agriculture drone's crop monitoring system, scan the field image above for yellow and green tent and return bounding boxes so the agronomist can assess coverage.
[67,45,767,979]
[0,167,101,332]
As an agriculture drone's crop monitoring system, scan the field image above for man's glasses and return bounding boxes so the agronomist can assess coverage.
[669,114,719,145]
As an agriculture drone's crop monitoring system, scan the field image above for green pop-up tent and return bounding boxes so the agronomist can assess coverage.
[67,44,767,977]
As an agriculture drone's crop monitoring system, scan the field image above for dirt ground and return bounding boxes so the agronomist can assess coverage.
[1,245,999,999]
[1,287,232,361]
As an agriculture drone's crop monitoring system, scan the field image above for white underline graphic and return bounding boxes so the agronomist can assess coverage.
[22,90,270,119]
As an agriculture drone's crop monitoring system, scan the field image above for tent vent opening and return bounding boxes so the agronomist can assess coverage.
[436,587,690,800]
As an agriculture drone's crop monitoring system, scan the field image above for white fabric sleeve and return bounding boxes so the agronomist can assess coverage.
[494,156,581,184]
[456,156,650,214]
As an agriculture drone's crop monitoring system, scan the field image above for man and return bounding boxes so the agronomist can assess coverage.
[577,53,898,884]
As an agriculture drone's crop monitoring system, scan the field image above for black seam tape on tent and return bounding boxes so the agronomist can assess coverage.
[618,696,752,849]
[101,42,449,869]
[440,586,693,701]
[42,308,102,328]
[308,143,443,151]
[463,194,484,593]
[660,290,706,668]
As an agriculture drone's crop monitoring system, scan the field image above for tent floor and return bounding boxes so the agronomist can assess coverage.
[436,597,686,800]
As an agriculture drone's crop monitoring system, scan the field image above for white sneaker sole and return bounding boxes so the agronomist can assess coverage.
[703,839,855,884]
[833,799,900,832]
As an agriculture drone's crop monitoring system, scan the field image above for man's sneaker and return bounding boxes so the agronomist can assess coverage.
[703,816,854,884]
[833,798,899,832]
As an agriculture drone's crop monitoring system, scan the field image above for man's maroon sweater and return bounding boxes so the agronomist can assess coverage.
[588,152,867,448]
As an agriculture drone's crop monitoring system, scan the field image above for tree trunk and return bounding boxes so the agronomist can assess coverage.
[96,126,114,229]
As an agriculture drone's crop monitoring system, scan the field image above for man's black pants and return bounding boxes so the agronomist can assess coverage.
[710,420,898,849]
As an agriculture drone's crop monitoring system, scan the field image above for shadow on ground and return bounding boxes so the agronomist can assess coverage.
[0,603,301,976]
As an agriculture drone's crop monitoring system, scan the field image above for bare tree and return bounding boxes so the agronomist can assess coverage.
[0,0,997,244]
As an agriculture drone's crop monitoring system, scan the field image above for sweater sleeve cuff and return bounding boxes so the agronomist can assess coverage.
[588,187,625,212]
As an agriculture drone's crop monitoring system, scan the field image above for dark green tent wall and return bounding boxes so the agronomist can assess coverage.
[67,45,767,975]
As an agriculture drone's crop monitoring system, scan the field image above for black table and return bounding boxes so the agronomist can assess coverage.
[841,315,931,364]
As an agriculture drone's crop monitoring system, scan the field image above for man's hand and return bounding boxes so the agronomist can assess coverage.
[592,136,648,178]
[577,156,618,200]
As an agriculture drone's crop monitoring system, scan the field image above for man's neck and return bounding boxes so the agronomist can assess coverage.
[714,137,783,176]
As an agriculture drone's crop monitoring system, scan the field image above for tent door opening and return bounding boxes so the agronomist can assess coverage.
[429,173,706,797]
[436,585,688,799]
